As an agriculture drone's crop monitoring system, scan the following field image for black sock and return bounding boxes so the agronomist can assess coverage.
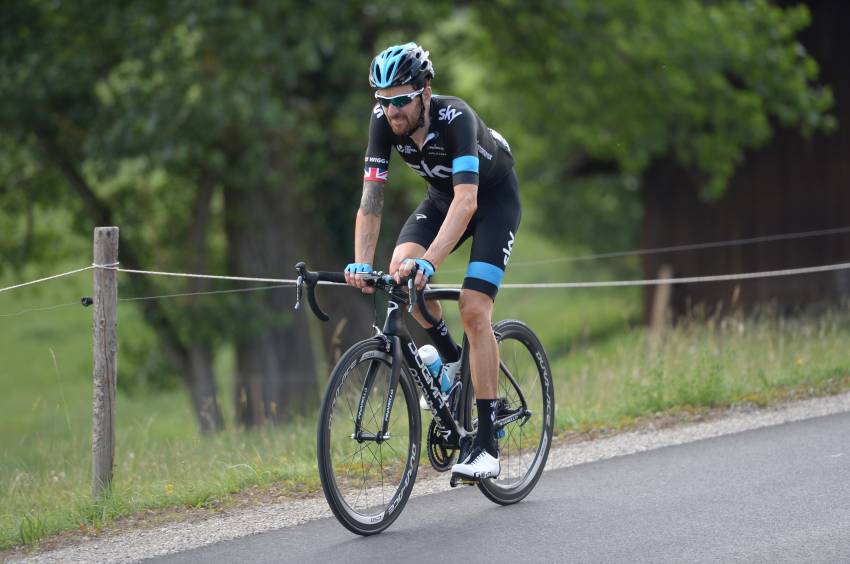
[426,319,460,363]
[475,399,499,457]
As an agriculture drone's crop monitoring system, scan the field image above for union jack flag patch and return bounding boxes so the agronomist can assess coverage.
[364,167,388,183]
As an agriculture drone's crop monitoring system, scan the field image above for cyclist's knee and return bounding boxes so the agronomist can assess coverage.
[459,290,493,335]
[390,243,426,274]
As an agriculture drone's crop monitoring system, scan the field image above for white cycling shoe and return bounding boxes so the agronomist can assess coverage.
[451,446,500,480]
[419,360,462,410]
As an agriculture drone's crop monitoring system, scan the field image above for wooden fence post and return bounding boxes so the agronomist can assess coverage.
[92,226,119,499]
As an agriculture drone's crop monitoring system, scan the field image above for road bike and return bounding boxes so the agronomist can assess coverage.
[295,262,554,535]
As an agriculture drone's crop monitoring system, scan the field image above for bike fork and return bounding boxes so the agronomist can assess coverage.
[352,338,401,443]
[351,335,465,445]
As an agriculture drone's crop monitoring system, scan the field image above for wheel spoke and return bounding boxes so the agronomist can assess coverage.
[382,437,404,460]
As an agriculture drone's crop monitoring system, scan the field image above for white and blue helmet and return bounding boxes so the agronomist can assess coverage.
[369,42,435,89]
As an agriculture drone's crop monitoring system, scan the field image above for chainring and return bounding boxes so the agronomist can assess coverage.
[426,418,458,472]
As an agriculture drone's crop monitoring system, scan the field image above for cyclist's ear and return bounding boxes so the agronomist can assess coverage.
[422,82,432,105]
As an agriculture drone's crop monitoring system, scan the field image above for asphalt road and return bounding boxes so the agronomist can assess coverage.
[150,412,850,563]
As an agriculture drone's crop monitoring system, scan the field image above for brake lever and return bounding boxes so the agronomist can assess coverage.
[294,275,303,311]
[407,264,418,313]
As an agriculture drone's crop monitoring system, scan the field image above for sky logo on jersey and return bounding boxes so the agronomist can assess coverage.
[438,105,463,124]
[373,104,385,119]
[364,167,388,183]
[407,161,452,179]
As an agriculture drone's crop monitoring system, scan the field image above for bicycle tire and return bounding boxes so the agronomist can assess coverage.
[475,320,555,505]
[317,338,421,535]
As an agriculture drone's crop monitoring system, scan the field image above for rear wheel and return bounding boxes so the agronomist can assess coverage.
[476,320,554,504]
[317,338,421,535]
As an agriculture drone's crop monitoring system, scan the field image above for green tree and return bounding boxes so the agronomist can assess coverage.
[446,0,833,248]
[1,0,232,431]
[0,0,450,429]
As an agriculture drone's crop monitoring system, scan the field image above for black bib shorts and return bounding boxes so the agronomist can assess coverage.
[396,169,521,300]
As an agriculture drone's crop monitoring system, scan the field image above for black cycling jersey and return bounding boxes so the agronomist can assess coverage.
[364,95,514,195]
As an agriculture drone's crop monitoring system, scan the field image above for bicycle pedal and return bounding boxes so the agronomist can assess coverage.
[449,473,479,488]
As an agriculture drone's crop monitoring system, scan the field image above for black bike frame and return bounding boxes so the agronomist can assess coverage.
[352,292,469,446]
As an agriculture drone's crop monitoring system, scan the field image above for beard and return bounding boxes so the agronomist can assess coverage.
[388,113,415,135]
[387,98,423,136]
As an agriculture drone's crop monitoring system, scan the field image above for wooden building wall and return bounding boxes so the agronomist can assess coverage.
[640,1,850,319]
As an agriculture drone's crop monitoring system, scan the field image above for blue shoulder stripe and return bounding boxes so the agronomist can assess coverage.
[452,155,479,174]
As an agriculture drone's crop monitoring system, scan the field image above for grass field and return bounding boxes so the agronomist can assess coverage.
[2,232,850,550]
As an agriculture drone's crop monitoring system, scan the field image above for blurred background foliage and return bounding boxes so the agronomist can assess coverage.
[0,0,838,429]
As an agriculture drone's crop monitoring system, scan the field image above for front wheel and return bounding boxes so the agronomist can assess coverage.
[477,320,555,505]
[317,338,421,535]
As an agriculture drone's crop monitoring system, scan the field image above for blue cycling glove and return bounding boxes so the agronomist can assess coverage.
[345,263,372,276]
[402,258,436,281]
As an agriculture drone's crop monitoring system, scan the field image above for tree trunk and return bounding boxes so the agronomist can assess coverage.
[186,344,221,432]
[233,338,270,426]
[224,178,318,426]
[184,170,224,432]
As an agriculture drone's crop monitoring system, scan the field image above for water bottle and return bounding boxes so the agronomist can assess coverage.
[418,345,451,393]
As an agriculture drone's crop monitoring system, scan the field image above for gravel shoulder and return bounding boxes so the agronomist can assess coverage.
[7,390,850,564]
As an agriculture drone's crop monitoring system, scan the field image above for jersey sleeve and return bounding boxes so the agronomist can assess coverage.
[446,104,480,187]
[364,104,392,183]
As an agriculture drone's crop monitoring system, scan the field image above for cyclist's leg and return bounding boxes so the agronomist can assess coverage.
[461,170,521,395]
[459,289,498,397]
[454,170,521,473]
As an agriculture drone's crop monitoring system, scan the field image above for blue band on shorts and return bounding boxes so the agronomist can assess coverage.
[465,261,504,287]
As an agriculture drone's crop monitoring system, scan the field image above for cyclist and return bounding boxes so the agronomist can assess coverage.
[344,42,520,481]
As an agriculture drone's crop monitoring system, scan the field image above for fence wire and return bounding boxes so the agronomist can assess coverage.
[2,225,850,304]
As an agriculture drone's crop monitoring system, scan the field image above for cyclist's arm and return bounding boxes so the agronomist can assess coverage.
[422,183,477,269]
[355,180,384,265]
[349,104,392,291]
[423,104,480,269]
